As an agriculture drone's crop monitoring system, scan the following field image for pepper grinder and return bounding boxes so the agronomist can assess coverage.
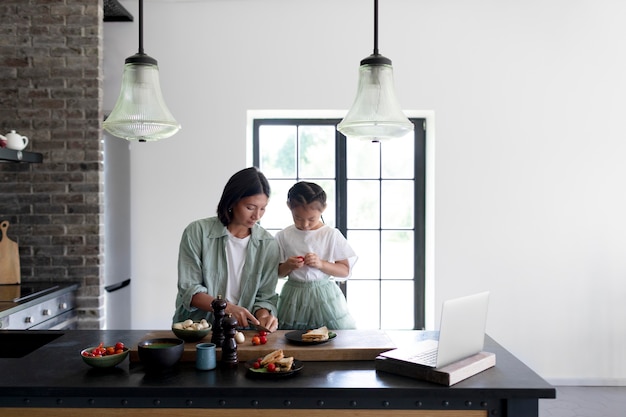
[220,313,239,369]
[210,295,227,347]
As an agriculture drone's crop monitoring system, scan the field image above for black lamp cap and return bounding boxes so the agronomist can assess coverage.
[360,53,392,66]
[125,52,158,66]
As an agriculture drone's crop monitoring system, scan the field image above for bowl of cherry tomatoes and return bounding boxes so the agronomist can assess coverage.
[80,342,129,368]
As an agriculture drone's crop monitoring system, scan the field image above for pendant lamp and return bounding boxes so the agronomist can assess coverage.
[337,0,413,141]
[103,0,180,142]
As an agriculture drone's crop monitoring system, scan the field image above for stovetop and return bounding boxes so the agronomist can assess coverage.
[0,283,60,303]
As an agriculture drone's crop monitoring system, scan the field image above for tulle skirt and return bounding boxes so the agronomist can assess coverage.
[277,279,356,330]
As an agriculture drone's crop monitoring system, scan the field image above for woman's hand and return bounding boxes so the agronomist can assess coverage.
[224,303,256,329]
[255,309,279,332]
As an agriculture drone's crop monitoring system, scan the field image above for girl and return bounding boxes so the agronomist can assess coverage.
[276,181,357,330]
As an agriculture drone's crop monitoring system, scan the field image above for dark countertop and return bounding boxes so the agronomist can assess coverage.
[0,330,555,413]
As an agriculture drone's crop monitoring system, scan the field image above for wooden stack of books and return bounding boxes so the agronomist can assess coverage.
[375,350,496,386]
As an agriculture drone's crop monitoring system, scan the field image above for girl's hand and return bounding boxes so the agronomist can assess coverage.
[288,255,305,270]
[278,256,305,278]
[303,252,323,269]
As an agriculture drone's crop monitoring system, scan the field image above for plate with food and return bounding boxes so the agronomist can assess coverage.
[284,326,337,345]
[245,349,303,379]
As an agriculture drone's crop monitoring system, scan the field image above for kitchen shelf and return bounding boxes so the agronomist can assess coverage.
[0,148,43,163]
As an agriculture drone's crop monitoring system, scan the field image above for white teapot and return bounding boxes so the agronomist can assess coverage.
[3,130,29,151]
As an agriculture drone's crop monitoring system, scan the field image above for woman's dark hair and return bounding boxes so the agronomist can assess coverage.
[217,167,271,226]
[286,181,327,210]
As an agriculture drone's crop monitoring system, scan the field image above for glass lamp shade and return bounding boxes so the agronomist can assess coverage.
[103,54,181,142]
[338,55,413,140]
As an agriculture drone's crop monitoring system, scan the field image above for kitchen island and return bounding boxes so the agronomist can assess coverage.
[0,329,555,416]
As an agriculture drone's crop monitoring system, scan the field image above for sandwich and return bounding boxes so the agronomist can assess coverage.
[260,349,284,365]
[254,349,295,373]
[275,356,294,371]
[302,326,329,342]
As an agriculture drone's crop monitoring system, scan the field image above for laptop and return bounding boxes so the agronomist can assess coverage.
[380,291,490,368]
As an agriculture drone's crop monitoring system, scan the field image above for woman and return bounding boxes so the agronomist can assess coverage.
[173,167,279,332]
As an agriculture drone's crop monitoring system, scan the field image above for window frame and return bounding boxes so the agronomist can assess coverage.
[252,117,426,329]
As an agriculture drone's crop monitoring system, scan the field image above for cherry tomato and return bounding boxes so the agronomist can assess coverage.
[253,361,261,369]
[91,342,107,356]
[251,336,261,345]
[258,330,267,337]
[87,341,126,357]
[267,363,277,372]
[259,335,267,344]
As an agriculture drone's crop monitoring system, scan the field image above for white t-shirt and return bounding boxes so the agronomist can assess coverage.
[275,224,357,282]
[224,231,249,304]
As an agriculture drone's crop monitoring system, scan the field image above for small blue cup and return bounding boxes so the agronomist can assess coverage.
[196,342,217,370]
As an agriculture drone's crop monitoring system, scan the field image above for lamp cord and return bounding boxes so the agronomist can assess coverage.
[373,0,379,55]
[138,0,144,54]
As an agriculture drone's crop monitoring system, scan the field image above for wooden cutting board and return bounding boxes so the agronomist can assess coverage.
[0,220,20,285]
[129,329,396,363]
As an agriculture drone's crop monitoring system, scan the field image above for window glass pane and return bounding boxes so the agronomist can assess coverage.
[381,281,414,329]
[381,180,414,229]
[259,125,296,177]
[275,277,287,296]
[381,230,414,279]
[347,180,380,228]
[347,280,380,329]
[262,179,295,230]
[347,230,380,279]
[381,133,414,178]
[347,139,380,179]
[299,126,335,178]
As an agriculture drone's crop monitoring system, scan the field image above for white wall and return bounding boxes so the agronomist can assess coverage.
[104,0,626,385]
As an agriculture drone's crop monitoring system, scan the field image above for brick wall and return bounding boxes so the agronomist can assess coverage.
[0,0,104,328]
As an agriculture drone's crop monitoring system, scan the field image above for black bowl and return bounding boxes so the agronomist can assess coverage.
[137,338,184,371]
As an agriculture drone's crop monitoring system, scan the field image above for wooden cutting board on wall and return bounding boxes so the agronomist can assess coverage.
[0,220,21,285]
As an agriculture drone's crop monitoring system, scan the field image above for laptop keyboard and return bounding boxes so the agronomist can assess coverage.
[407,339,439,366]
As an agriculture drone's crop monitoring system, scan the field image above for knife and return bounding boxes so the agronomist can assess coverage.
[247,318,273,334]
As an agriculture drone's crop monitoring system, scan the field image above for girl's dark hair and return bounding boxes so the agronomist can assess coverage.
[217,167,271,226]
[287,181,327,209]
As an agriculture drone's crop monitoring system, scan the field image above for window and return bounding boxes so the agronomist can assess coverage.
[253,118,426,330]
